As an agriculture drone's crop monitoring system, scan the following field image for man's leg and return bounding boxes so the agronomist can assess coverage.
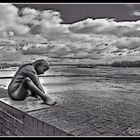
[9,78,43,100]
[25,77,56,105]
[26,89,38,98]
[9,82,29,101]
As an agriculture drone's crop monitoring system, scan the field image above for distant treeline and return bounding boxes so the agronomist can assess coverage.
[0,63,99,69]
[49,63,98,68]
[111,61,140,67]
[0,63,20,69]
[3,61,140,68]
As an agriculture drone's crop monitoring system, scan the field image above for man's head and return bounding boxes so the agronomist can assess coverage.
[33,59,49,75]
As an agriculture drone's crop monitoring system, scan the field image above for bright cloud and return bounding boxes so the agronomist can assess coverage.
[2,3,140,63]
[40,10,63,25]
[19,7,40,26]
[39,10,69,34]
[20,8,69,34]
[0,3,30,36]
[0,4,69,37]
[69,18,140,37]
[132,10,140,16]
[2,3,140,39]
[0,3,18,22]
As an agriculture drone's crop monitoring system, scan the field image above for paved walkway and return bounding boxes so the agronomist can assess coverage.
[45,90,140,136]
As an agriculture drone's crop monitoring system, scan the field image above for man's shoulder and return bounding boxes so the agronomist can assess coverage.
[20,64,36,74]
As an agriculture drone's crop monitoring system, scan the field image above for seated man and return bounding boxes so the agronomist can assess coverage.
[8,59,57,106]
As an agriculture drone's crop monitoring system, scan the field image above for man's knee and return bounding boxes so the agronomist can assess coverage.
[24,77,31,83]
[23,77,32,87]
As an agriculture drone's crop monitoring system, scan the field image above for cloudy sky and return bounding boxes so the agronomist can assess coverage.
[14,3,140,23]
[1,3,140,64]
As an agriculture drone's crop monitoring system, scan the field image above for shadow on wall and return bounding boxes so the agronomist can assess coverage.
[0,88,8,98]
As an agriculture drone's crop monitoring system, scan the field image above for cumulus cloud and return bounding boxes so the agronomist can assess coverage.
[19,7,40,26]
[0,4,69,37]
[20,8,69,35]
[0,3,18,22]
[116,37,140,50]
[41,10,63,25]
[0,3,30,36]
[39,10,69,34]
[132,10,140,16]
[2,3,140,63]
[69,18,140,37]
[20,8,70,35]
[22,44,53,55]
[49,44,71,57]
[21,42,72,57]
[19,8,66,35]
[2,3,140,39]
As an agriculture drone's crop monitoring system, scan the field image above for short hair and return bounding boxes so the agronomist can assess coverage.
[33,59,49,70]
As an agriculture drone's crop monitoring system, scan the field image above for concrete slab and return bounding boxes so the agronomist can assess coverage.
[0,97,59,112]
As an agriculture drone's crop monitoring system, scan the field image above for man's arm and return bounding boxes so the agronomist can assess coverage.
[34,75,46,93]
[23,67,46,93]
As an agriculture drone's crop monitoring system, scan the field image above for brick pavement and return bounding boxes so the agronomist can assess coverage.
[45,90,140,136]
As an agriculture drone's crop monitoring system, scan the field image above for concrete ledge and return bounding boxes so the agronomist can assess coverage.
[0,97,71,136]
